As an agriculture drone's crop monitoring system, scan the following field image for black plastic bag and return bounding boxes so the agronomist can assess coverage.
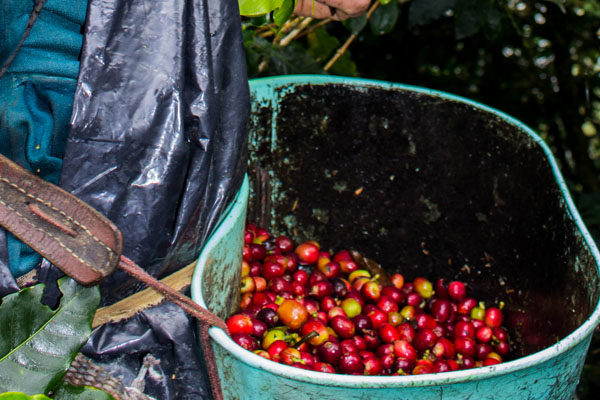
[50,0,246,398]
[61,0,248,306]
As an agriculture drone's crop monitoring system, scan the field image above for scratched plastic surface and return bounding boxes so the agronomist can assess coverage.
[191,76,600,400]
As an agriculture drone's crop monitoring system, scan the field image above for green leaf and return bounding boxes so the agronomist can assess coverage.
[0,393,51,400]
[307,28,340,62]
[370,2,400,36]
[343,15,367,35]
[244,36,322,76]
[328,50,358,77]
[454,0,486,39]
[454,0,503,39]
[0,278,100,395]
[239,0,285,17]
[408,0,457,28]
[52,383,115,400]
[273,0,295,26]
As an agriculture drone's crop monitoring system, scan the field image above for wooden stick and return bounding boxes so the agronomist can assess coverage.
[279,17,314,46]
[92,259,197,328]
[295,18,332,39]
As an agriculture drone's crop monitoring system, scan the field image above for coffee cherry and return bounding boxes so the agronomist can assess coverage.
[379,323,401,343]
[454,321,475,339]
[295,241,320,265]
[448,281,467,301]
[430,298,452,322]
[377,295,399,313]
[280,347,302,365]
[275,236,294,253]
[434,279,448,299]
[484,307,504,328]
[406,292,422,307]
[390,273,405,290]
[471,305,486,321]
[267,340,288,361]
[301,320,330,346]
[393,357,414,374]
[455,337,477,357]
[393,340,417,361]
[327,306,347,320]
[396,323,416,343]
[368,309,388,329]
[262,260,285,280]
[341,297,362,318]
[476,326,493,343]
[318,341,342,365]
[262,328,286,349]
[476,343,493,360]
[381,285,405,304]
[413,277,434,299]
[432,337,455,359]
[339,354,364,374]
[434,359,451,373]
[387,311,403,326]
[226,314,253,335]
[339,259,359,274]
[331,316,356,339]
[314,361,336,373]
[364,357,384,375]
[319,261,342,279]
[361,281,382,302]
[232,333,259,351]
[277,299,308,330]
[249,243,267,261]
[309,280,334,298]
[416,314,437,330]
[240,276,255,294]
[252,319,267,338]
[494,340,510,356]
[457,297,477,314]
[331,277,350,298]
[413,329,436,352]
[340,339,359,355]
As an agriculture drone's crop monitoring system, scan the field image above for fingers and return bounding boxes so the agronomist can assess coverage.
[294,0,371,21]
[316,0,371,19]
[294,0,336,20]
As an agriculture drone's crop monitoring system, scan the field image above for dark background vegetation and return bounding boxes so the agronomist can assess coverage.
[241,0,600,397]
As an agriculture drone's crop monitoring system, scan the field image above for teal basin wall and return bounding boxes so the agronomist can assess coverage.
[191,76,600,400]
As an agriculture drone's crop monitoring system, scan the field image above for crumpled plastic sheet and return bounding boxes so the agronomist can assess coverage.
[81,300,209,400]
[61,0,249,306]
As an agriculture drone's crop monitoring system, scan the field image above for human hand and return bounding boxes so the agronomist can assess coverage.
[294,0,370,21]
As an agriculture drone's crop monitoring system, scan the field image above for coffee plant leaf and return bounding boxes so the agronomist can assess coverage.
[343,15,367,34]
[408,0,457,28]
[52,383,115,400]
[239,0,285,17]
[307,28,339,62]
[370,1,400,35]
[273,0,296,26]
[0,278,100,394]
[0,393,51,400]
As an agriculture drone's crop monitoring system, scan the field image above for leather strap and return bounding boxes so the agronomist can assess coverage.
[0,154,122,286]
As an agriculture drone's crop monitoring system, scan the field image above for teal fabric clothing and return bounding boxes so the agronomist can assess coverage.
[0,0,87,276]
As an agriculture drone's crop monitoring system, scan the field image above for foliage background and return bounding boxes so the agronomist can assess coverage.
[240,0,600,397]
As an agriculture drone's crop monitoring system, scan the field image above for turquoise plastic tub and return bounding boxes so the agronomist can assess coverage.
[191,76,600,399]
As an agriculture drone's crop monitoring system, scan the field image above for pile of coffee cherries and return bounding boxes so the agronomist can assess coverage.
[226,223,511,375]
